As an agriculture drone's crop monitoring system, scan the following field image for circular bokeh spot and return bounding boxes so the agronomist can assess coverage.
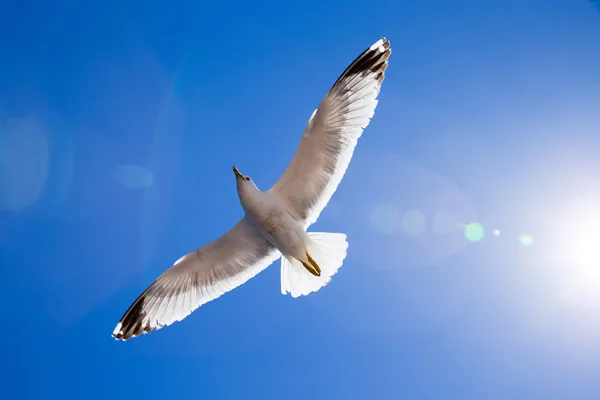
[0,117,50,213]
[401,209,427,236]
[432,209,463,235]
[464,222,485,242]
[113,164,154,189]
[520,234,534,246]
[369,203,399,235]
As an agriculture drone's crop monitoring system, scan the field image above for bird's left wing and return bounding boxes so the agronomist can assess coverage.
[268,38,391,227]
[112,217,281,341]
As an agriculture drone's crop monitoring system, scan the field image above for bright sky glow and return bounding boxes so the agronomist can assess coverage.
[560,201,600,269]
[2,1,600,398]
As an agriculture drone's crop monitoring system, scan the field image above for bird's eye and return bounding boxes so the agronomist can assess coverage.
[245,176,251,181]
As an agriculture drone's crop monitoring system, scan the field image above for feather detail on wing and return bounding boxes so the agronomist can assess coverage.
[269,38,391,227]
[112,218,281,341]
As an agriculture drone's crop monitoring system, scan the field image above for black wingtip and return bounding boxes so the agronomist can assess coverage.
[112,289,154,341]
[331,38,391,90]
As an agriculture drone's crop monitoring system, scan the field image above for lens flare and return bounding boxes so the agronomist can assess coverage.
[0,117,49,213]
[464,222,485,242]
[519,234,534,246]
[113,164,154,189]
[401,209,427,236]
[432,209,463,235]
[369,203,399,235]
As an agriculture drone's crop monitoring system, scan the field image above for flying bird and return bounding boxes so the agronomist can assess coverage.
[112,37,392,340]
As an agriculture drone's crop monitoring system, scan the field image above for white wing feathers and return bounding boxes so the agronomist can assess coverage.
[112,218,281,341]
[269,37,391,227]
[112,38,391,340]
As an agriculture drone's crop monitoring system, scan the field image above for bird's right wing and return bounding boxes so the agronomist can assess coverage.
[268,38,391,228]
[112,217,281,341]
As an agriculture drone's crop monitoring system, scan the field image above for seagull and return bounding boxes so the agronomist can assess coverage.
[112,37,391,340]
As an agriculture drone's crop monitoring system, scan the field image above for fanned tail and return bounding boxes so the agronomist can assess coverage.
[280,232,348,298]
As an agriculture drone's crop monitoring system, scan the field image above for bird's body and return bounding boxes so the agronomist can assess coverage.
[112,37,392,341]
[236,175,308,265]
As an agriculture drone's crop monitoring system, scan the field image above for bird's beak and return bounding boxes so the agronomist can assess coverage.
[233,166,244,180]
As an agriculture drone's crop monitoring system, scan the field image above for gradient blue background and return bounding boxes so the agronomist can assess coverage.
[2,1,600,399]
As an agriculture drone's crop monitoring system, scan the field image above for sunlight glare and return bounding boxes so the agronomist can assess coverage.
[555,198,600,306]
[561,204,600,270]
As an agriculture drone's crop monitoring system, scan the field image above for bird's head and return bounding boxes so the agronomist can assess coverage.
[233,166,257,196]
[233,165,251,182]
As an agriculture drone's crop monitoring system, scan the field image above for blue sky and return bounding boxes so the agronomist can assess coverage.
[2,0,600,398]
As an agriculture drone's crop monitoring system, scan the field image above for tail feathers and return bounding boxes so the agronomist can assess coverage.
[280,232,348,298]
